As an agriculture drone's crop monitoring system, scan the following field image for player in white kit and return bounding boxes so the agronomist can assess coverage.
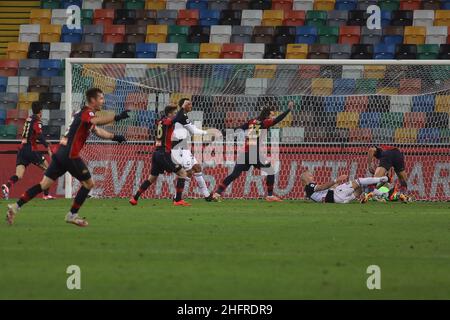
[300,171,388,204]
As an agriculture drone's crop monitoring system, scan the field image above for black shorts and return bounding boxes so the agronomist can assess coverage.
[45,154,91,181]
[150,150,182,176]
[378,149,405,174]
[16,145,45,167]
[234,152,272,172]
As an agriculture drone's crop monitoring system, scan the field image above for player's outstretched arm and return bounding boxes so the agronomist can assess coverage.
[184,123,207,135]
[91,110,130,126]
[315,175,348,191]
[93,127,126,143]
[270,100,294,127]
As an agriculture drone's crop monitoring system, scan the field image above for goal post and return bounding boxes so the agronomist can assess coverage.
[64,58,450,201]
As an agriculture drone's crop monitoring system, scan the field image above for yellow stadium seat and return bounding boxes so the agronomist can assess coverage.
[254,65,277,78]
[18,92,39,110]
[434,10,450,26]
[7,42,29,60]
[262,10,284,26]
[199,43,222,58]
[30,9,51,25]
[145,0,166,10]
[92,75,115,94]
[170,93,192,106]
[39,24,61,42]
[336,112,359,129]
[314,0,336,10]
[395,128,418,143]
[377,87,398,95]
[435,95,450,113]
[364,65,386,79]
[146,25,168,43]
[404,26,426,44]
[312,78,333,95]
[286,44,308,59]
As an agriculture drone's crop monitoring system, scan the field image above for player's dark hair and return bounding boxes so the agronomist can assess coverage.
[258,106,275,121]
[178,98,190,108]
[86,88,103,103]
[164,105,178,116]
[31,101,43,115]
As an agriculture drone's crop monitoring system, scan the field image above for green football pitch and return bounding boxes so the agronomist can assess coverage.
[0,198,449,299]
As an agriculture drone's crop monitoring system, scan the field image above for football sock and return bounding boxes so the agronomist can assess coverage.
[70,186,90,214]
[175,178,185,202]
[217,167,243,195]
[357,177,386,187]
[17,184,43,207]
[6,175,19,188]
[134,179,151,201]
[194,172,210,197]
[266,175,275,196]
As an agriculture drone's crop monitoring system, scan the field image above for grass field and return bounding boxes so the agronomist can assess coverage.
[0,198,449,299]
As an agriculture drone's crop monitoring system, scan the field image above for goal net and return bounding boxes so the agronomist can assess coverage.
[65,59,450,201]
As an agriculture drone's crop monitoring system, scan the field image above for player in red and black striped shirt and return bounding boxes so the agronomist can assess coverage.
[1,103,55,200]
[6,88,130,227]
[214,101,294,201]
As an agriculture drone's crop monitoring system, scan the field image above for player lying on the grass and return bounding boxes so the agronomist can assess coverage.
[301,170,388,203]
[361,145,412,203]
[213,101,294,202]
[171,98,217,202]
[130,105,190,207]
[6,88,129,227]
[2,103,55,200]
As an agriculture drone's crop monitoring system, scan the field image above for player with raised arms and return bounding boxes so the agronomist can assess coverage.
[6,88,129,227]
[129,105,190,206]
[301,171,389,204]
[2,102,55,200]
[213,101,294,202]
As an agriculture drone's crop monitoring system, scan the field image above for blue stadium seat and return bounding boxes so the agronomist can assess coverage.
[412,95,435,112]
[0,108,6,125]
[212,65,235,79]
[39,59,62,77]
[359,112,381,128]
[187,0,208,10]
[335,0,357,11]
[61,25,83,43]
[381,11,392,27]
[61,0,82,9]
[135,110,158,127]
[324,97,345,113]
[443,1,450,9]
[136,43,157,58]
[0,77,7,92]
[199,9,220,26]
[333,79,356,95]
[295,26,317,44]
[374,43,395,59]
[418,128,440,143]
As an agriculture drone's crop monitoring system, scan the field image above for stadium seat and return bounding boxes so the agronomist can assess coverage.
[209,0,231,11]
[49,110,66,127]
[330,43,351,58]
[262,10,284,26]
[382,26,404,45]
[136,42,157,58]
[50,77,65,94]
[189,25,210,42]
[426,26,447,44]
[404,26,426,44]
[286,43,308,58]
[0,77,7,92]
[187,0,208,9]
[356,78,378,94]
[7,43,29,60]
[18,92,39,110]
[422,0,441,10]
[361,26,382,44]
[307,44,329,58]
[351,44,373,59]
[250,0,272,9]
[30,9,52,25]
[210,25,232,43]
[61,25,83,43]
[103,0,124,9]
[395,44,417,58]
[374,43,396,59]
[146,25,168,43]
[438,44,450,59]
[156,43,178,58]
[317,26,339,44]
[103,24,126,43]
[412,94,435,112]
[220,10,242,25]
[19,24,40,43]
[293,0,314,10]
[199,43,222,58]
[39,92,61,110]
[418,128,441,143]
[199,9,221,26]
[230,0,251,10]
[333,78,355,95]
[39,60,62,77]
[0,93,18,109]
[274,26,296,44]
[413,10,435,27]
[241,9,263,26]
[113,43,136,58]
[18,59,39,77]
[114,9,137,25]
[29,77,50,93]
[145,0,167,10]
[359,112,381,128]
[177,9,200,26]
[136,10,157,25]
[83,0,103,9]
[416,44,439,59]
[6,76,28,94]
[40,25,61,42]
[70,43,93,58]
[27,42,50,60]
[177,42,199,57]
[157,9,178,25]
[243,43,265,58]
[399,78,421,94]
[435,10,450,26]
[306,10,327,27]
[335,0,356,10]
[82,24,104,43]
[51,9,68,25]
[231,25,253,43]
[94,9,115,25]
[403,111,426,128]
[295,26,317,44]
[338,26,360,44]
[391,10,413,26]
[62,0,82,8]
[81,9,94,25]
[283,10,305,26]
[220,43,244,58]
[314,0,336,10]
[356,0,377,10]
[125,25,147,43]
[327,10,349,27]
[252,26,275,44]
[381,10,393,27]
[336,112,359,129]
[347,10,367,26]
[272,0,294,11]
[265,44,286,58]
[166,0,187,10]
[378,0,400,11]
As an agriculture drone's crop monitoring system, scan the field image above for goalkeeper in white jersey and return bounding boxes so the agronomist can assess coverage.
[171,98,216,202]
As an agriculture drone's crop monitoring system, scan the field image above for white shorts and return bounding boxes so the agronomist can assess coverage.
[333,182,356,204]
[171,149,197,171]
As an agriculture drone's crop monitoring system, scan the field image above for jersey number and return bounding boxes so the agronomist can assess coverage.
[156,123,163,139]
[22,121,31,138]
